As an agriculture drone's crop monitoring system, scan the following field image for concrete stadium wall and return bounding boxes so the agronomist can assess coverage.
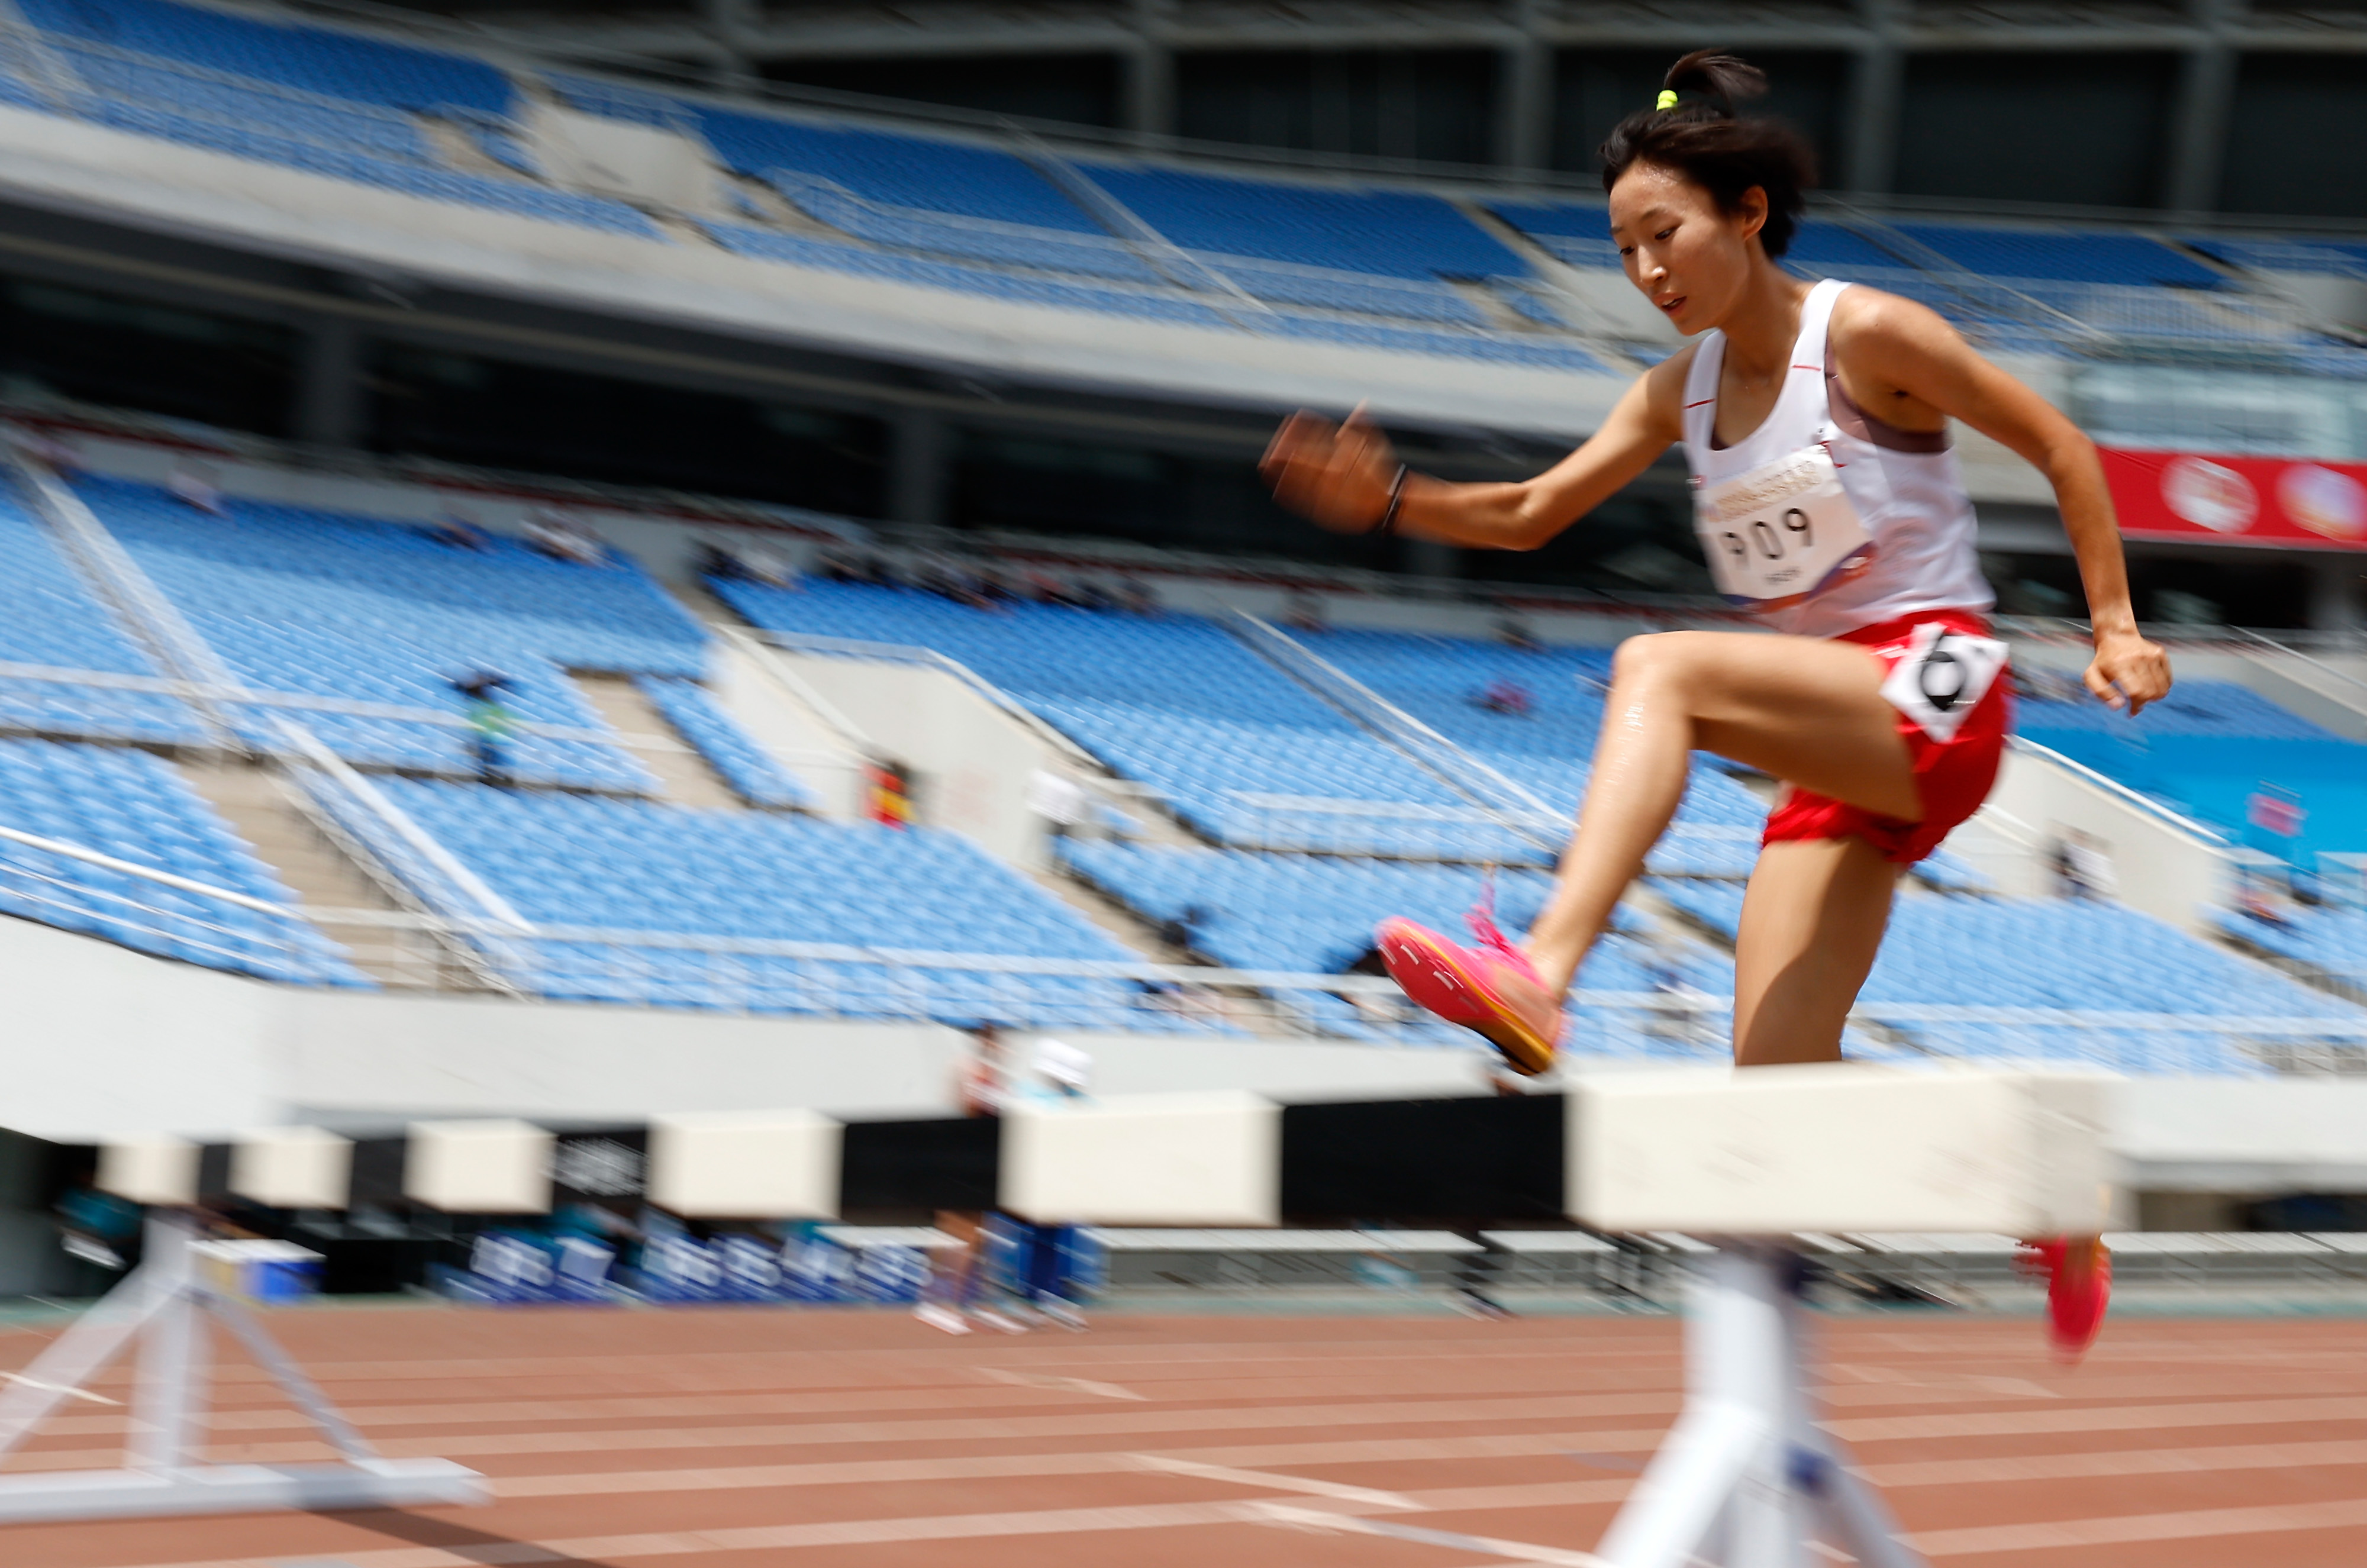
[10,914,2367,1206]
[0,911,1488,1140]
[1981,741,2231,933]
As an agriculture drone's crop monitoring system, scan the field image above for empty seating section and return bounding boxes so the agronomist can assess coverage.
[72,94,663,237]
[1270,317,1610,373]
[768,178,1164,285]
[698,222,1234,330]
[0,737,365,985]
[1063,839,1733,1054]
[1888,225,2221,290]
[2015,677,2367,855]
[2223,905,2367,986]
[78,478,704,789]
[2018,675,2339,740]
[633,675,812,809]
[382,780,1150,1024]
[0,493,199,743]
[1094,166,1521,280]
[1298,628,1768,873]
[697,109,1098,233]
[1656,877,2358,1075]
[2190,238,2367,279]
[67,53,430,160]
[18,0,512,115]
[709,579,1495,853]
[9,0,660,237]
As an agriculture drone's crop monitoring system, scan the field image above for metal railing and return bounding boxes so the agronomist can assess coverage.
[4,810,2362,1068]
[7,450,538,989]
[0,822,359,985]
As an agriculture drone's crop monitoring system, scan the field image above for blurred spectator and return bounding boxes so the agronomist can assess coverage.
[1027,768,1087,841]
[1032,1035,1092,1100]
[166,463,225,515]
[1160,901,1211,954]
[1474,678,1533,717]
[865,760,914,828]
[524,509,605,565]
[917,1024,1016,1334]
[452,669,518,786]
[1495,616,1542,653]
[707,538,796,588]
[2236,870,2291,928]
[2052,830,2117,901]
[426,512,489,551]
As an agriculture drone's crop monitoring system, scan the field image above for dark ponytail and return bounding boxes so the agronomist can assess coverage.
[1599,50,1815,259]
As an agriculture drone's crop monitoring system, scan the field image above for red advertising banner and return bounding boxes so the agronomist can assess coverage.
[2100,447,2367,551]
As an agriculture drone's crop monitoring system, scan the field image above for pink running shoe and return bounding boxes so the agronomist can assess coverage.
[1375,902,1563,1075]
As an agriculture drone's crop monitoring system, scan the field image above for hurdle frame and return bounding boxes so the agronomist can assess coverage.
[0,1211,485,1524]
[1592,1240,1926,1568]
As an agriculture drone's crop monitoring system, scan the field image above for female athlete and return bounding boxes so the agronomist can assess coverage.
[1260,50,2171,1352]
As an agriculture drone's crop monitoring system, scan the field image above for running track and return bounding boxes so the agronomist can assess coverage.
[5,1306,2367,1567]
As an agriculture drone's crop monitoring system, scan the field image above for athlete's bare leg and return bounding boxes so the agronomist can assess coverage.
[1731,836,1900,1064]
[1522,630,1918,996]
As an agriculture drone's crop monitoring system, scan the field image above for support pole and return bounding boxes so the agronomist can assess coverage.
[1593,1241,1929,1568]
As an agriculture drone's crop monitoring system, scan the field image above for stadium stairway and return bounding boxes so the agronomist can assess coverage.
[173,758,421,987]
[572,673,740,810]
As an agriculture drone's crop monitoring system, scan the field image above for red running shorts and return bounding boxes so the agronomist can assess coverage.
[1760,609,2012,866]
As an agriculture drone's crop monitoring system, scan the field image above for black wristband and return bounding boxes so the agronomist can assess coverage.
[1375,466,1410,536]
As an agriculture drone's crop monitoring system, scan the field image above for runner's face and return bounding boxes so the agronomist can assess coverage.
[1608,164,1760,336]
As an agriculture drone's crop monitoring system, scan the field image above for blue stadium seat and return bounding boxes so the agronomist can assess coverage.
[20,0,513,115]
[380,779,1172,1027]
[0,737,367,985]
[1085,165,1529,281]
[633,675,813,809]
[76,479,707,789]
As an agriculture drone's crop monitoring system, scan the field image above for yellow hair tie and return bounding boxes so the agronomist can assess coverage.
[1656,89,1679,111]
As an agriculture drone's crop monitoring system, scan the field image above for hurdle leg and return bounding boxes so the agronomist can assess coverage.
[127,1215,207,1474]
[1597,1245,1802,1567]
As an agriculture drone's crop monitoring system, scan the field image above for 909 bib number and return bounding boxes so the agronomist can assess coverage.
[1716,507,1817,570]
[1694,443,1873,611]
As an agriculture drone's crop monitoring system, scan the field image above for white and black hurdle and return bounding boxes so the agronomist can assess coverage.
[22,1062,2114,1559]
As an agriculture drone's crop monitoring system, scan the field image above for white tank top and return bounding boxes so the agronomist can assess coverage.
[1679,278,1993,640]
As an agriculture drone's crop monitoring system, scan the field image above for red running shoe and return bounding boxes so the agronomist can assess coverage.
[1375,901,1563,1075]
[2018,1236,2111,1361]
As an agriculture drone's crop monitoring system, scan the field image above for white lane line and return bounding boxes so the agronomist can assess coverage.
[1254,1501,1605,1566]
[36,1385,1688,1441]
[210,1427,2367,1504]
[0,1369,118,1404]
[97,1496,1363,1568]
[1864,1434,2367,1489]
[1126,1451,1420,1508]
[1911,1494,2367,1557]
[980,1367,1145,1401]
[1823,1363,2061,1399]
[1831,1391,2367,1444]
[96,1470,2367,1568]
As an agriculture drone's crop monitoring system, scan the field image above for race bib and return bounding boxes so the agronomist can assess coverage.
[1695,443,1875,610]
[1878,622,2008,743]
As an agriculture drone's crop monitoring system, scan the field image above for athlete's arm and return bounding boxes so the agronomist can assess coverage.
[1829,291,2172,715]
[1259,354,1688,551]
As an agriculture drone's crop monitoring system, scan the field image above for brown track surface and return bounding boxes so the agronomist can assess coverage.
[5,1305,2367,1566]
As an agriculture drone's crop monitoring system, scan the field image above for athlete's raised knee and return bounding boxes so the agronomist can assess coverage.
[1611,630,1718,691]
